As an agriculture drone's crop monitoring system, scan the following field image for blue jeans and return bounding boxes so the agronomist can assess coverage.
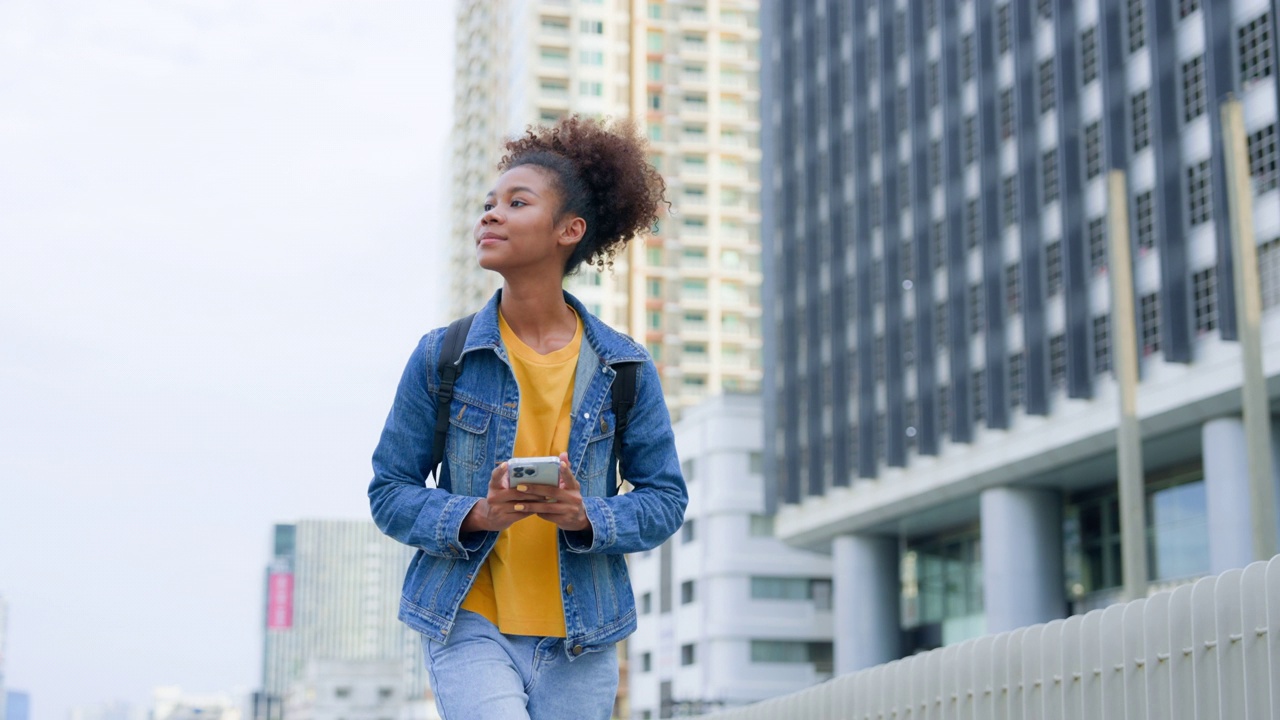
[422,610,619,720]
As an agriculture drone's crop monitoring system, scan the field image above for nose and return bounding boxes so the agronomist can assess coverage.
[481,206,501,225]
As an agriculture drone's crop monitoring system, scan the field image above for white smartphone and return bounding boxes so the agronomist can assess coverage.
[508,456,562,486]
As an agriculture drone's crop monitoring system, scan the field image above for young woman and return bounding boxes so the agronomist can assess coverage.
[368,115,687,720]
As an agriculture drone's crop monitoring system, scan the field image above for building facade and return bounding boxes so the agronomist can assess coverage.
[0,594,7,720]
[628,394,833,718]
[762,0,1280,671]
[4,692,28,720]
[448,0,765,418]
[283,659,436,720]
[259,521,425,706]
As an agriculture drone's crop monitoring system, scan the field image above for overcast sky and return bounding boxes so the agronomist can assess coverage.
[0,1,457,716]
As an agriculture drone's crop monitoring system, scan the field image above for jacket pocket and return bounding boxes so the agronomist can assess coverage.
[577,411,616,496]
[446,400,490,477]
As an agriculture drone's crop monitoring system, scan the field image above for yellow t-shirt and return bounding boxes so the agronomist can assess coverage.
[459,308,582,637]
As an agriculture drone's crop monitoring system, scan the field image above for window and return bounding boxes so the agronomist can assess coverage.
[647,61,663,82]
[1135,191,1156,250]
[1127,0,1145,53]
[641,651,652,672]
[1050,333,1067,389]
[1140,293,1161,355]
[969,282,984,335]
[1040,59,1056,114]
[580,19,604,34]
[647,30,664,52]
[1093,315,1112,375]
[902,238,915,282]
[1009,351,1025,408]
[938,384,951,436]
[335,687,352,699]
[933,220,946,270]
[1132,90,1151,152]
[1261,238,1280,308]
[1183,56,1207,123]
[928,61,941,109]
[1239,13,1274,85]
[961,34,975,82]
[1043,149,1060,203]
[1006,263,1021,316]
[1002,173,1018,228]
[1000,88,1015,140]
[1089,217,1107,273]
[749,513,774,536]
[750,577,832,606]
[1046,240,1064,297]
[681,518,696,544]
[681,580,695,604]
[681,643,696,665]
[1085,122,1102,179]
[997,4,1012,55]
[870,184,882,229]
[640,591,652,614]
[647,311,662,330]
[648,92,661,111]
[750,451,763,474]
[378,687,395,700]
[1249,124,1279,192]
[871,258,884,304]
[1081,28,1099,84]
[579,81,603,97]
[966,198,981,250]
[750,640,835,673]
[903,318,916,370]
[973,368,986,423]
[647,2,662,19]
[868,111,881,156]
[540,47,568,64]
[930,139,943,188]
[580,50,604,65]
[1179,0,1200,18]
[874,334,885,383]
[1193,267,1218,334]
[1038,0,1052,20]
[1188,159,1212,225]
[936,299,949,348]
[963,114,978,165]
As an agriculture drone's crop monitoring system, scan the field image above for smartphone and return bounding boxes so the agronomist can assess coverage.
[508,456,562,486]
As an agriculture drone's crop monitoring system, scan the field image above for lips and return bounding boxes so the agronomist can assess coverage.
[477,233,506,246]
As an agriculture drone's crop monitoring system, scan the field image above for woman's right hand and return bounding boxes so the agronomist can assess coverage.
[460,461,545,533]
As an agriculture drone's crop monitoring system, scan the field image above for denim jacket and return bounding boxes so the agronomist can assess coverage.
[369,290,687,656]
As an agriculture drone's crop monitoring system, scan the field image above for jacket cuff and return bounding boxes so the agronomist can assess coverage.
[563,496,614,553]
[437,495,485,558]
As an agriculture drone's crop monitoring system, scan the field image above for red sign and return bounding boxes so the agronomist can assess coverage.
[267,572,294,629]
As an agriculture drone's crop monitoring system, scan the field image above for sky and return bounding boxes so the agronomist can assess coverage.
[0,1,458,716]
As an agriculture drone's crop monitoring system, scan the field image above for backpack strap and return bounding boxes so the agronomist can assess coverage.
[610,362,640,489]
[429,314,475,482]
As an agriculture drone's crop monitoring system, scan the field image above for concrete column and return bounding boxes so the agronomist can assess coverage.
[980,487,1066,634]
[1204,417,1254,573]
[832,534,900,674]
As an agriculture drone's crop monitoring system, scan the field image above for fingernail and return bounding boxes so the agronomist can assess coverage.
[516,485,528,492]
[514,504,525,511]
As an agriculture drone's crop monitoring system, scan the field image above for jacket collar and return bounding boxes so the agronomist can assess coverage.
[462,288,648,366]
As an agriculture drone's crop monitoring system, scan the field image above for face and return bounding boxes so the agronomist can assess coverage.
[474,165,584,276]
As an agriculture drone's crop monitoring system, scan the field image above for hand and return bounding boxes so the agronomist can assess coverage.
[519,452,591,533]
[460,462,550,533]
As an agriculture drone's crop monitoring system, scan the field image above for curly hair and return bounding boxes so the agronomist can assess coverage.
[499,115,668,275]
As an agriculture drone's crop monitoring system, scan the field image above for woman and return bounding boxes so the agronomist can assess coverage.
[368,115,687,720]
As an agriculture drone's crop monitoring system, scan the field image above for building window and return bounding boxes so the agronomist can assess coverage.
[928,61,941,109]
[870,183,882,229]
[868,110,881,156]
[901,530,983,647]
[681,518,696,544]
[641,651,652,672]
[640,591,652,614]
[1088,217,1108,273]
[1005,263,1021,316]
[973,369,986,423]
[902,238,915,282]
[1135,190,1156,250]
[933,220,947,270]
[1179,0,1200,18]
[969,282,985,336]
[1002,173,1018,228]
[1081,28,1099,84]
[1140,292,1161,355]
[1249,124,1279,193]
[1193,267,1218,334]
[335,687,352,699]
[1038,0,1052,20]
[378,687,395,700]
[903,318,916,370]
[750,577,832,609]
[1000,88,1015,140]
[681,643,696,666]
[871,257,884,305]
[579,81,603,97]
[963,114,978,166]
[997,4,1012,55]
[936,299,949,348]
[1093,315,1112,375]
[1050,333,1067,389]
[1261,238,1280,308]
[580,19,604,34]
[899,161,912,210]
[930,139,943,188]
[1046,240,1064,297]
[874,334,886,383]
[1043,149,1060,204]
[938,385,951,436]
[1239,13,1274,85]
[1183,56,1207,123]
[1009,350,1025,408]
[1039,59,1056,114]
[1188,159,1212,225]
[1132,90,1151,152]
[749,640,835,673]
[749,514,774,536]
[1085,122,1102,179]
[1127,0,1145,53]
[966,198,981,250]
[961,33,975,83]
[680,580,695,604]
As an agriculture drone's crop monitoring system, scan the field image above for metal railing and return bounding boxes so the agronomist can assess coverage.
[700,555,1279,719]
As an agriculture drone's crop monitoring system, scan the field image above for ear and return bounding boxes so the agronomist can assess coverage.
[557,215,587,249]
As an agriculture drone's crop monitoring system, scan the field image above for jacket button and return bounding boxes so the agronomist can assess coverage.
[565,583,574,595]
[572,645,584,656]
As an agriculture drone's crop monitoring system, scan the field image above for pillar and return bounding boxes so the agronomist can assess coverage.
[1204,417,1254,573]
[980,486,1066,633]
[832,534,900,674]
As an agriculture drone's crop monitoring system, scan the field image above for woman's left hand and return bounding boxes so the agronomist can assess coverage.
[514,452,591,532]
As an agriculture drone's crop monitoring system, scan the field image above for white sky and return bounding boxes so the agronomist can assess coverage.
[0,1,458,716]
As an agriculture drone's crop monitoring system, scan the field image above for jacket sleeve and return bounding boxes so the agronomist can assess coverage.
[562,358,688,554]
[368,331,487,559]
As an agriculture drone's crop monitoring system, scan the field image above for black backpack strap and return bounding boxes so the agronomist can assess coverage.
[430,314,475,482]
[610,362,640,489]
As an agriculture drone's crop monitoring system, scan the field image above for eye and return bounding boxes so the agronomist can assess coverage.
[482,202,495,211]
[510,199,527,208]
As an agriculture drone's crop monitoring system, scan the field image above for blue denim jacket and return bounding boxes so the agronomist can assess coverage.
[369,290,687,656]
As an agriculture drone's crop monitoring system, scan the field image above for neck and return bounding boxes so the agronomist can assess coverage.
[498,277,576,348]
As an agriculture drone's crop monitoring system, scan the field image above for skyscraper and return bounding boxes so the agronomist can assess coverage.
[448,0,764,418]
[763,0,1280,672]
[259,521,425,703]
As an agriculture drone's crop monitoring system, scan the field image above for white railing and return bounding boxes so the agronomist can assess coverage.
[699,555,1279,719]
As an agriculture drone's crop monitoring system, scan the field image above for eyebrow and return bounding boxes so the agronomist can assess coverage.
[485,185,543,199]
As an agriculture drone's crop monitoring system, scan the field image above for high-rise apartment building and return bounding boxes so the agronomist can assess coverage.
[763,0,1280,673]
[259,521,425,704]
[448,0,764,417]
[628,394,832,718]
